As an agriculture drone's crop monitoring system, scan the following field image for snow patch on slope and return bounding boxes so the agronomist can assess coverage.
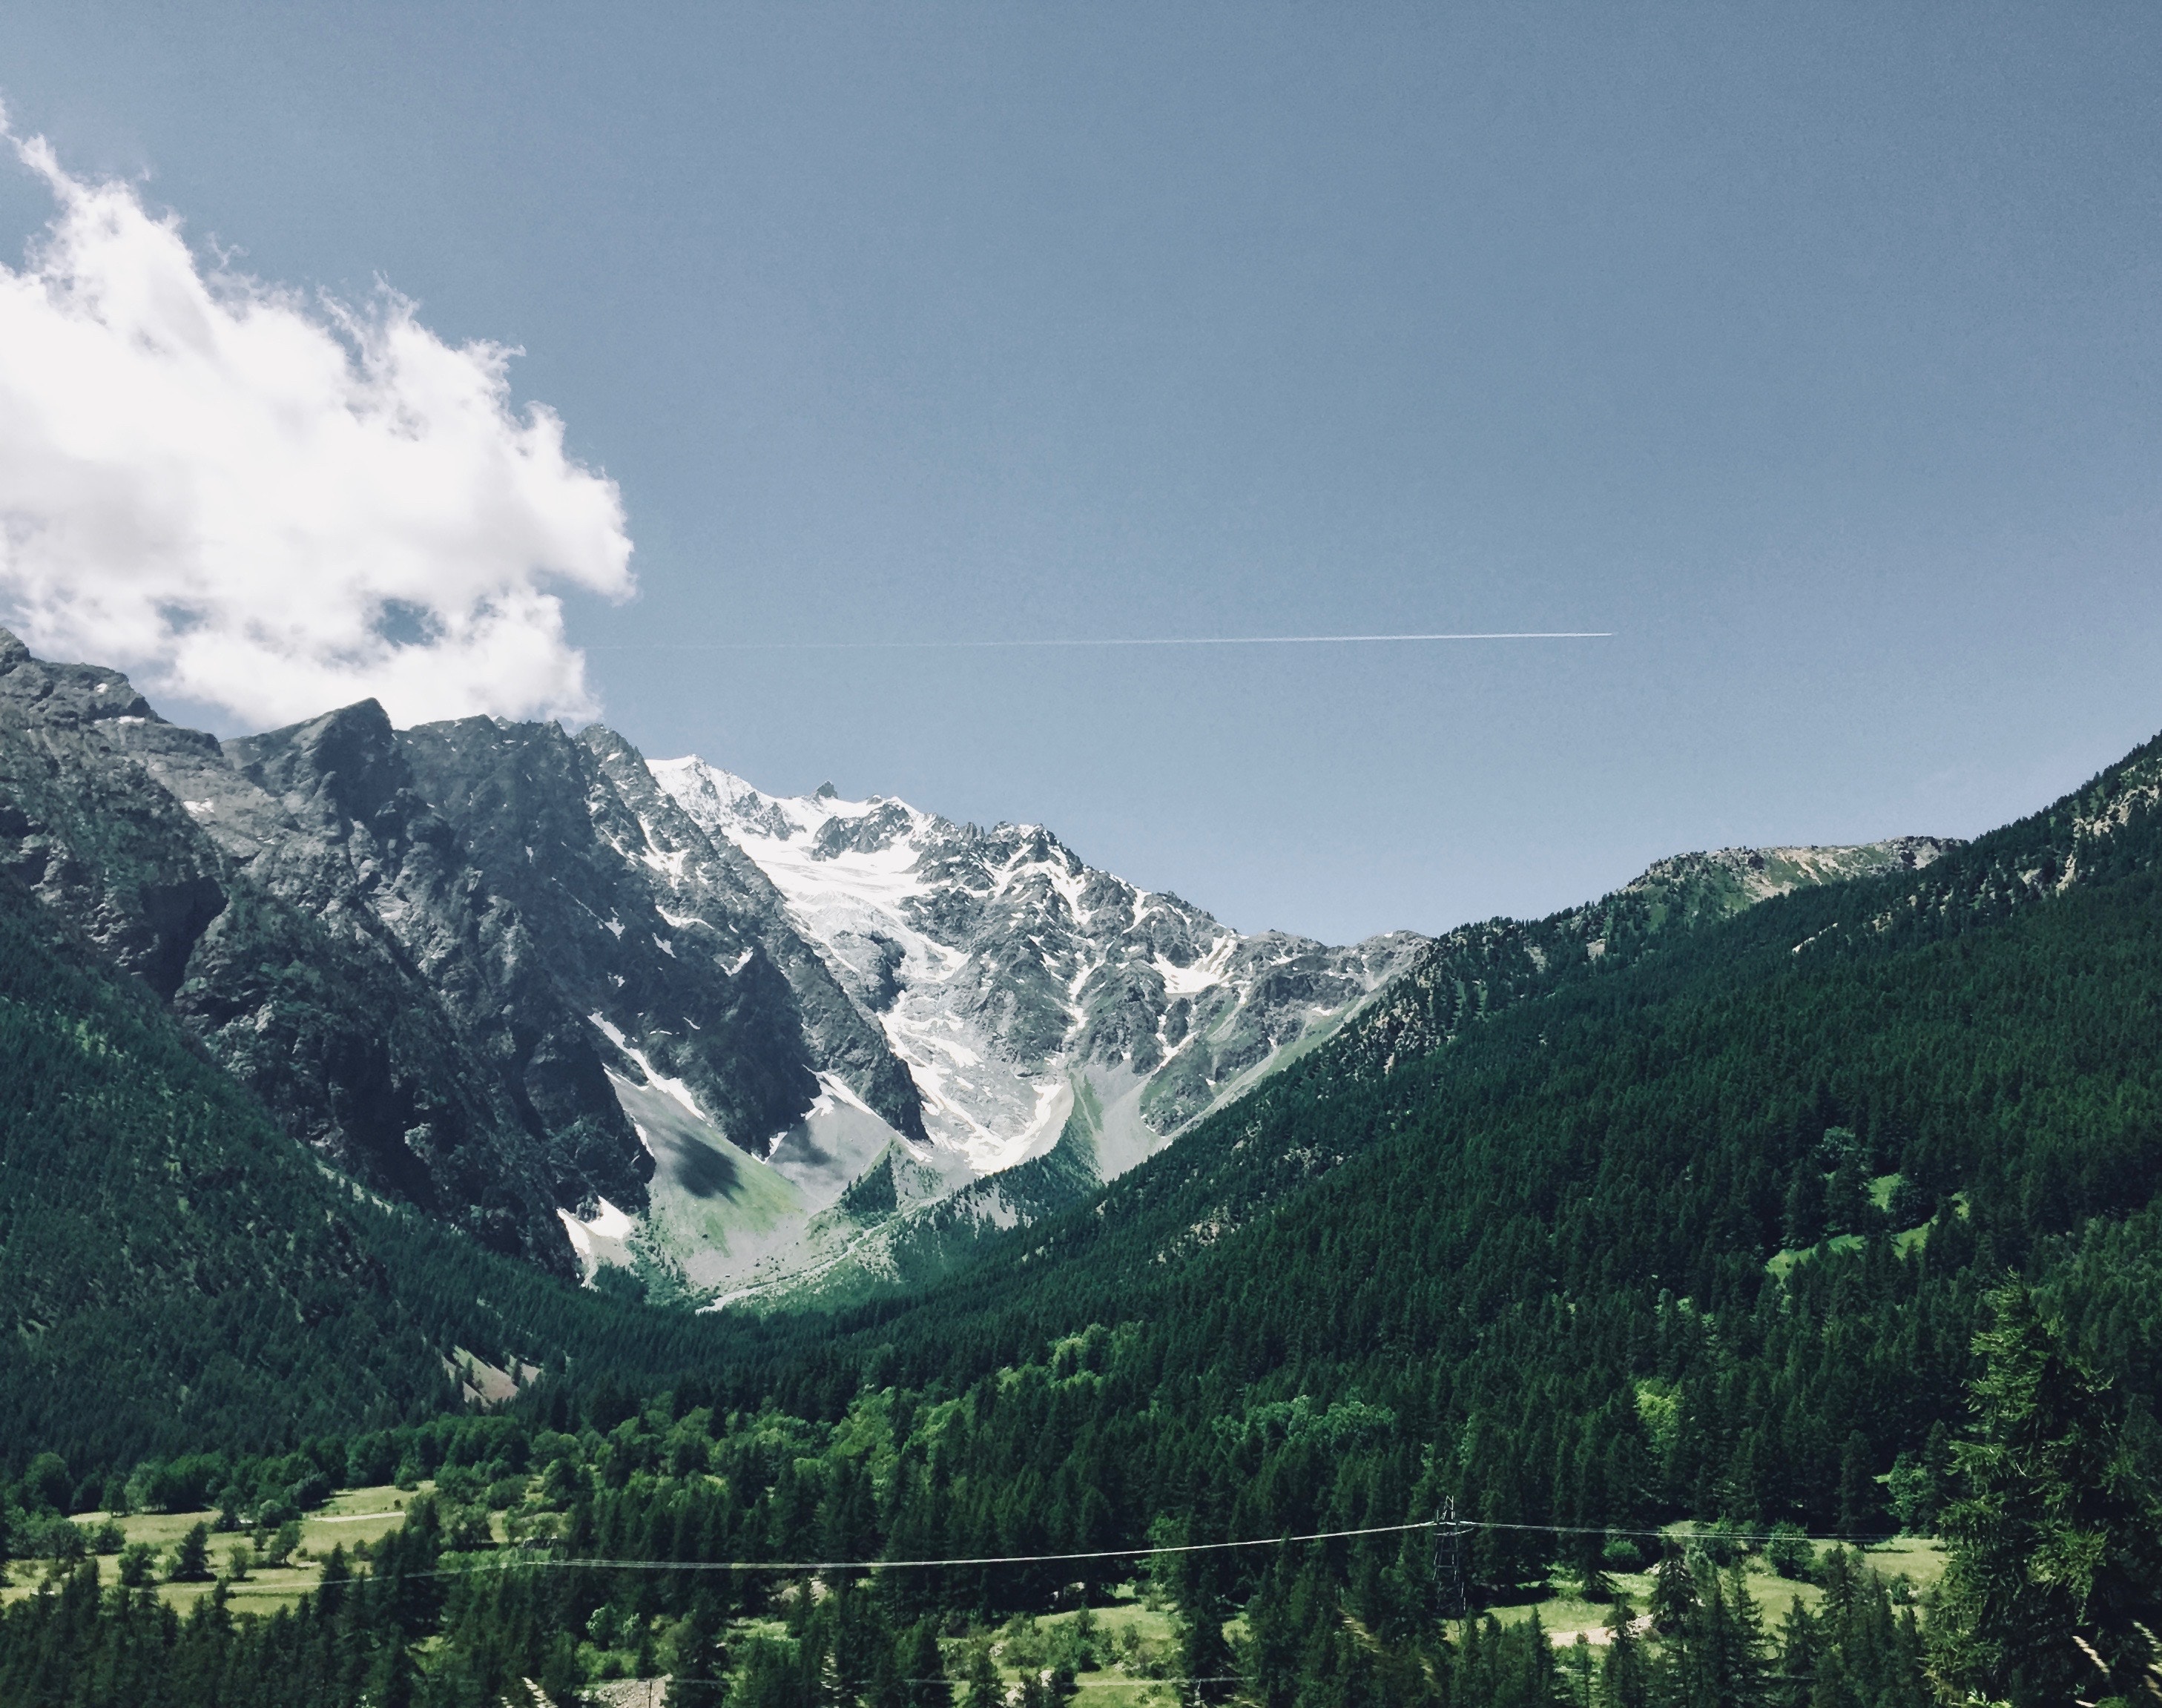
[587,1010,708,1126]
[650,756,1425,1193]
[650,761,1084,1170]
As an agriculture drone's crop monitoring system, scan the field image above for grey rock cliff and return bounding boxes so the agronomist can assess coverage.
[0,633,934,1279]
[0,633,575,1269]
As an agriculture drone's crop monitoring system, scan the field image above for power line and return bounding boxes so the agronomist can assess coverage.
[382,1514,1891,1583]
[395,1518,1437,1580]
[648,1686,1245,1695]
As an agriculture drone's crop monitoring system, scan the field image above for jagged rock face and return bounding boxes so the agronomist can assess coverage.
[0,635,575,1269]
[0,633,933,1279]
[394,716,926,1160]
[648,759,1428,1173]
[223,704,650,1221]
[0,627,1980,1313]
[576,730,926,1144]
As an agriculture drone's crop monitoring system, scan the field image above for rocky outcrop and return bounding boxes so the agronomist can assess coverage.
[650,760,1428,1178]
[0,633,575,1269]
[0,633,931,1276]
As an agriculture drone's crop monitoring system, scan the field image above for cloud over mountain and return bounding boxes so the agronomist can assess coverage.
[0,113,632,729]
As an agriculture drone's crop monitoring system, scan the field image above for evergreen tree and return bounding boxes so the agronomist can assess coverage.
[1562,1632,1596,1708]
[116,1541,156,1588]
[1823,1155,1871,1239]
[1575,1533,1615,1604]
[539,1631,587,1708]
[1928,1282,2162,1707]
[731,1638,802,1708]
[1780,1169,1827,1250]
[1770,1599,1815,1708]
[1762,1524,1812,1583]
[1647,1543,1695,1635]
[168,1523,211,1583]
[1242,1564,1299,1708]
[1716,1563,1773,1708]
[902,1618,953,1708]
[962,1642,1003,1708]
[1833,1433,1878,1540]
[1167,1516,1236,1707]
[672,1591,728,1707]
[1599,1596,1649,1708]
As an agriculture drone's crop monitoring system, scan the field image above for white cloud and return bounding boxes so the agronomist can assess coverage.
[0,113,633,731]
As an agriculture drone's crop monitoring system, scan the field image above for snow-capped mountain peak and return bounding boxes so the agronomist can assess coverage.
[650,755,1420,1178]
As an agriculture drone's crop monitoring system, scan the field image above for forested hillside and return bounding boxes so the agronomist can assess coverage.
[742,731,2162,1458]
[5,733,2162,1702]
[0,865,758,1480]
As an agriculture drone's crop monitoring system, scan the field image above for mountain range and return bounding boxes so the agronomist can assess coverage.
[0,628,1960,1317]
[7,627,2162,1704]
[0,633,1412,1308]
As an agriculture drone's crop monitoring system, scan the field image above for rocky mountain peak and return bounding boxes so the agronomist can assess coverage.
[651,758,1426,1184]
[0,629,161,726]
[225,699,416,838]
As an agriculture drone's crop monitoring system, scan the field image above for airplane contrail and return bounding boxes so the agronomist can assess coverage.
[593,632,1612,650]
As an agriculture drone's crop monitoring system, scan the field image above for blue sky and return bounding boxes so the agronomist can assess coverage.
[4,4,2161,941]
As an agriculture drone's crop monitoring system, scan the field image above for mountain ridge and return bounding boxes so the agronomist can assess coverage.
[0,632,1428,1303]
[0,626,1970,1313]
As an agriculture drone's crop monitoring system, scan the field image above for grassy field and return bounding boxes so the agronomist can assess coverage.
[4,1501,1944,1693]
[975,1597,1190,1706]
[1483,1537,1945,1646]
[731,1590,1192,1704]
[0,1483,428,1616]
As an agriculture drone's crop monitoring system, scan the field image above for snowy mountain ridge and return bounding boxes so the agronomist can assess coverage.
[0,624,1965,1317]
[648,756,1427,1193]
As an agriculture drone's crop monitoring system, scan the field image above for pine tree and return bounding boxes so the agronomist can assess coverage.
[730,1639,802,1708]
[1178,1597,1234,1707]
[168,1523,211,1583]
[671,1591,728,1707]
[1717,1563,1773,1708]
[1928,1281,2162,1707]
[962,1642,1004,1708]
[1824,1155,1871,1238]
[1673,1569,1736,1708]
[1168,1514,1236,1707]
[539,1631,586,1708]
[903,1618,954,1708]
[1833,1433,1878,1540]
[1600,1595,1649,1708]
[1562,1632,1596,1708]
[1242,1564,1299,1708]
[869,1641,909,1708]
[1781,1169,1827,1250]
[1575,1534,1615,1604]
[1647,1543,1695,1635]
[1770,1599,1816,1708]
[1762,1523,1812,1583]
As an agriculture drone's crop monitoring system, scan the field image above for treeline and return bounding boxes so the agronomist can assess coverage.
[719,796,2162,1550]
[0,867,767,1481]
[0,1536,1933,1707]
[2,1279,2153,1704]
